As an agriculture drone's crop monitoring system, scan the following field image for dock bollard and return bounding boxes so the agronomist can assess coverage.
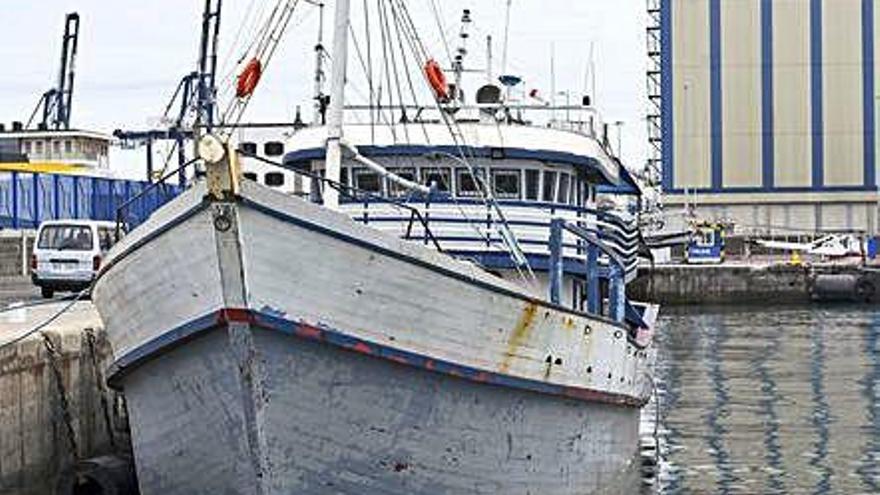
[55,455,139,495]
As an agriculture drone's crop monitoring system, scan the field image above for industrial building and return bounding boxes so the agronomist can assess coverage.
[648,0,879,235]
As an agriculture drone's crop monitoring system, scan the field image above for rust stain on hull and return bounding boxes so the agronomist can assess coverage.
[499,302,539,373]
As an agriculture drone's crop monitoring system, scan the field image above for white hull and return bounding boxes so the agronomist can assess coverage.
[93,181,652,494]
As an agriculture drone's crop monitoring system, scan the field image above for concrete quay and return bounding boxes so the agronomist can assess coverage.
[0,298,129,495]
[628,259,880,306]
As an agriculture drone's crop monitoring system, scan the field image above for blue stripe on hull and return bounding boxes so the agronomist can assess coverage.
[108,308,649,408]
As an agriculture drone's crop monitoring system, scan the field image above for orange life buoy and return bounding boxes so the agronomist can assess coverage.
[424,59,449,101]
[236,58,263,98]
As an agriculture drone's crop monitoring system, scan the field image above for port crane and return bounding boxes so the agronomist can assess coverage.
[115,0,304,184]
[26,12,80,130]
[114,0,222,184]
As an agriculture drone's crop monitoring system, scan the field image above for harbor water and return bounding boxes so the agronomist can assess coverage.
[649,305,880,494]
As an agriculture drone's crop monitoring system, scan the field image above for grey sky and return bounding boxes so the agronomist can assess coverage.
[0,1,647,178]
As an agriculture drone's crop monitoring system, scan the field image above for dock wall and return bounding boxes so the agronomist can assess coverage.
[0,324,129,495]
[628,264,812,305]
[0,232,34,278]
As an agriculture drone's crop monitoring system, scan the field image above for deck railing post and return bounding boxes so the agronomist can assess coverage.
[608,262,625,323]
[586,243,600,314]
[549,218,564,304]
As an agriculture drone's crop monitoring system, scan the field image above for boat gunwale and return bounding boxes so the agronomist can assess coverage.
[95,188,634,334]
[106,307,650,408]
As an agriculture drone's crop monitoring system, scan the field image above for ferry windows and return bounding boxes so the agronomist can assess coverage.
[265,172,285,187]
[264,142,284,157]
[354,169,381,194]
[542,171,556,202]
[525,170,540,200]
[20,142,30,155]
[243,172,258,181]
[492,170,521,199]
[34,141,44,155]
[422,168,451,192]
[557,174,570,204]
[456,168,484,197]
[387,168,416,197]
[52,141,60,157]
[64,140,72,154]
[240,142,258,155]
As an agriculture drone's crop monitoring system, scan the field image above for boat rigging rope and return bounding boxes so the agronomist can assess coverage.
[218,0,303,139]
[428,0,453,67]
[388,0,538,287]
[366,0,497,251]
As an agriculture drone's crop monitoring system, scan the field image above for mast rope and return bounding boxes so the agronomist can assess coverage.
[389,0,537,286]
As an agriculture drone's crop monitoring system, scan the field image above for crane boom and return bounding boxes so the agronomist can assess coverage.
[27,13,80,130]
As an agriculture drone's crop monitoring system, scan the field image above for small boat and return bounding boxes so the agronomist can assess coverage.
[93,1,658,493]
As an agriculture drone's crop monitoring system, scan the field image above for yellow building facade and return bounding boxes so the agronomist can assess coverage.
[661,0,879,234]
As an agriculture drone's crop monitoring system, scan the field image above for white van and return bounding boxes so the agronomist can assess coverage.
[31,220,120,298]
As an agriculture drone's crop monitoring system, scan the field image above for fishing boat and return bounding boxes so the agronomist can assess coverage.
[92,1,657,493]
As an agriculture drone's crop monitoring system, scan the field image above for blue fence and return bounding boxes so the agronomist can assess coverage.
[0,171,183,230]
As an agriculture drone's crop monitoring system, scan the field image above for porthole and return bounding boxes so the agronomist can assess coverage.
[265,172,285,187]
[264,141,284,156]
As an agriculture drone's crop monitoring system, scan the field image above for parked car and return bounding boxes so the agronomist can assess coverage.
[30,220,121,298]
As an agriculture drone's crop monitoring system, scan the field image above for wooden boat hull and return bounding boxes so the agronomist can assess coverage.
[93,181,651,494]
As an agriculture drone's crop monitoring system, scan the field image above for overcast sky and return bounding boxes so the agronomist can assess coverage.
[0,1,647,179]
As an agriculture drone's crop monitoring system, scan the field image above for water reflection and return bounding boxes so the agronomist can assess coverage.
[858,320,880,491]
[703,320,738,493]
[808,323,832,494]
[649,306,880,494]
[752,329,785,494]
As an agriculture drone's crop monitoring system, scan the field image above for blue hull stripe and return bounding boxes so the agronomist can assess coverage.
[761,0,775,190]
[811,0,824,188]
[710,0,723,191]
[661,0,674,190]
[107,308,648,408]
[863,0,876,190]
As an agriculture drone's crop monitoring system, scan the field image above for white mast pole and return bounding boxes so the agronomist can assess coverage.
[312,1,326,125]
[486,35,493,83]
[324,0,351,209]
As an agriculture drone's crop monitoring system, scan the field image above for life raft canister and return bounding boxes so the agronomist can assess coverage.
[424,59,449,101]
[236,58,263,98]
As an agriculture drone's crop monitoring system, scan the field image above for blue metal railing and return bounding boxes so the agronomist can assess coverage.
[548,217,627,323]
[342,197,641,279]
[0,171,183,230]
